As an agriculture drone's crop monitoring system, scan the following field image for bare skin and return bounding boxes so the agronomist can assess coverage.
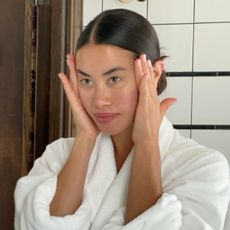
[50,44,176,223]
[50,54,99,215]
[124,54,176,223]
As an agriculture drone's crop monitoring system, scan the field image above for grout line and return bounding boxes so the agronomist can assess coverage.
[193,21,230,24]
[152,21,230,26]
[191,0,196,127]
[146,0,149,19]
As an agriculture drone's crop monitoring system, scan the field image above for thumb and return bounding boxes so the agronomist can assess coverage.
[160,98,177,118]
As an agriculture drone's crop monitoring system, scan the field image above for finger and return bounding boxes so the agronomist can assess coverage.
[160,98,177,118]
[147,59,157,89]
[145,59,159,100]
[147,59,155,81]
[58,72,78,108]
[134,58,144,92]
[66,54,78,92]
[138,72,149,99]
[140,55,154,99]
[140,54,149,78]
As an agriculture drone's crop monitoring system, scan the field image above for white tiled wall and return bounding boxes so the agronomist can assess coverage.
[83,0,148,26]
[103,0,147,18]
[160,77,192,124]
[83,0,102,26]
[194,23,230,71]
[147,0,194,72]
[148,0,194,24]
[82,0,230,163]
[195,0,230,22]
[154,25,193,72]
[192,77,230,125]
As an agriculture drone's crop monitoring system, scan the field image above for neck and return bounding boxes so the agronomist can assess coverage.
[111,125,134,172]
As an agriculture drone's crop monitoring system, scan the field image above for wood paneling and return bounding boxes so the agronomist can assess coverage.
[49,0,83,139]
[35,5,51,159]
[22,2,36,175]
[0,0,25,228]
[68,0,83,136]
[23,2,52,169]
[0,0,83,228]
[49,0,68,141]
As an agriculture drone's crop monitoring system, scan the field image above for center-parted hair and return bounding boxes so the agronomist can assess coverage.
[76,9,167,95]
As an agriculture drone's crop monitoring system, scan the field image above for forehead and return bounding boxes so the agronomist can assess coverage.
[76,44,135,70]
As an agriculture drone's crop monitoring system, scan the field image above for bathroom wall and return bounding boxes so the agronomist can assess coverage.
[82,0,230,164]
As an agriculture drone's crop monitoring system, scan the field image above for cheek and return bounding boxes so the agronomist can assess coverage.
[78,89,91,111]
[119,87,139,113]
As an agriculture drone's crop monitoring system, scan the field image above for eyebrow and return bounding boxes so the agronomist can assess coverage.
[77,67,126,78]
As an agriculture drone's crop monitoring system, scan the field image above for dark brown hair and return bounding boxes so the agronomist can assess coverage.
[76,9,167,95]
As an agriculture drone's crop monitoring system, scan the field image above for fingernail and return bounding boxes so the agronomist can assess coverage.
[147,59,152,67]
[136,59,141,65]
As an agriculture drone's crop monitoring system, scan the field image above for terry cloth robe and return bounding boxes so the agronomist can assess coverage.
[14,117,230,230]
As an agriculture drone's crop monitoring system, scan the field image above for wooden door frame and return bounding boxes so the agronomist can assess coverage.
[22,0,83,174]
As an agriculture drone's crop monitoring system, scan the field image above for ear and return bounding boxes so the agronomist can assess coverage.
[152,60,165,79]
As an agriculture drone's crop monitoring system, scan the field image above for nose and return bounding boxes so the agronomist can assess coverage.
[93,84,112,109]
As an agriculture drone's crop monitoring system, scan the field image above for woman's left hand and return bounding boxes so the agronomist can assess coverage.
[132,54,177,145]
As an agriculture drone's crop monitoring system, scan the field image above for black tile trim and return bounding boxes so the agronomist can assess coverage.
[166,71,230,77]
[173,125,230,130]
[152,21,230,26]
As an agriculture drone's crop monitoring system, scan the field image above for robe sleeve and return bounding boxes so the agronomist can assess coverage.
[102,136,230,230]
[14,138,93,230]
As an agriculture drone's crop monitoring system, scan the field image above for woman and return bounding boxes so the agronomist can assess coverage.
[14,9,230,230]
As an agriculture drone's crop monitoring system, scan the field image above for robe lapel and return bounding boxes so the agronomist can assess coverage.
[90,146,134,230]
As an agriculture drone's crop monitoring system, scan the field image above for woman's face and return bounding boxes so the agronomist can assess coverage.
[76,44,139,135]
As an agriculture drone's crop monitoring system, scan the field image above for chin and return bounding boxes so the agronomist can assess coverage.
[97,122,133,137]
[98,126,122,136]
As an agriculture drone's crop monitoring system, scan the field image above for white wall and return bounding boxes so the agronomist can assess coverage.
[82,0,230,163]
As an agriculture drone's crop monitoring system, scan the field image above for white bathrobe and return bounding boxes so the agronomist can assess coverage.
[14,117,230,230]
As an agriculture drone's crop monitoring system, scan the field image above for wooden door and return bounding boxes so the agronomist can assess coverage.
[0,0,25,229]
[0,0,82,228]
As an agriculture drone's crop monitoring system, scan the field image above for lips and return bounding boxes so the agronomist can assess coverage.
[93,113,119,124]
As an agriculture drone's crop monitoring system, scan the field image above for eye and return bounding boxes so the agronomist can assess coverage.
[80,78,92,87]
[108,76,121,85]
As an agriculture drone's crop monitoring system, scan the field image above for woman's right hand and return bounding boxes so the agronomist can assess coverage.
[58,54,99,140]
